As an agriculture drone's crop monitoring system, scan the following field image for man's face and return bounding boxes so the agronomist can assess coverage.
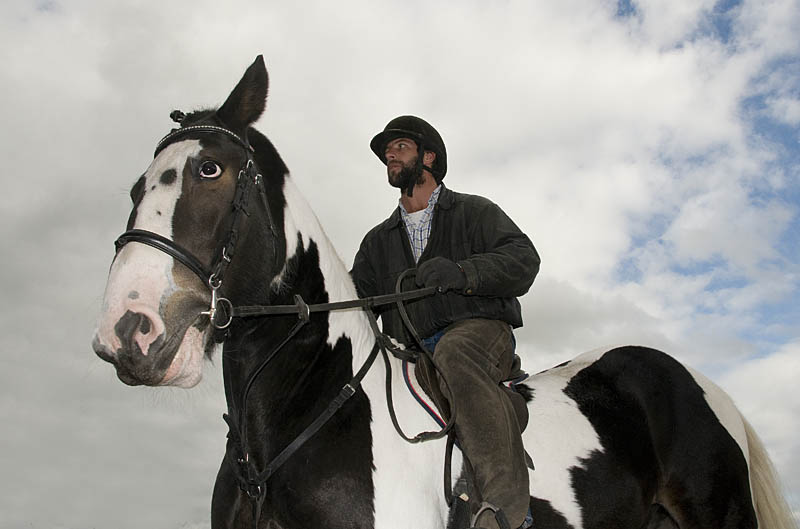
[384,137,419,189]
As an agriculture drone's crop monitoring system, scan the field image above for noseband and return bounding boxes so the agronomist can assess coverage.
[114,124,278,329]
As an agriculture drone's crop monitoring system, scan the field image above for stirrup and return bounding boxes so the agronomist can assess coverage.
[469,502,533,529]
[469,502,512,529]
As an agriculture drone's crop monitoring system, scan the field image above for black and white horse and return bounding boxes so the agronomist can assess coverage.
[93,56,797,529]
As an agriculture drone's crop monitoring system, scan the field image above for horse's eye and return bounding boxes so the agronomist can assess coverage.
[199,161,222,179]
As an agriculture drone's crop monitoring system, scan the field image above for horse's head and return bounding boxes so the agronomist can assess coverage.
[93,56,287,387]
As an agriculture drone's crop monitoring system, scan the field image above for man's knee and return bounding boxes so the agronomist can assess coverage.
[434,319,514,381]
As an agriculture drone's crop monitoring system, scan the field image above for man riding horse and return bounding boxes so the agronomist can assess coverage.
[352,116,541,529]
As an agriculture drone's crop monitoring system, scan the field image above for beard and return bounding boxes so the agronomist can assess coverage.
[387,158,424,191]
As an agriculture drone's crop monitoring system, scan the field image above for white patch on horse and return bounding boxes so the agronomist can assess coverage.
[523,348,607,529]
[134,142,198,234]
[366,354,455,529]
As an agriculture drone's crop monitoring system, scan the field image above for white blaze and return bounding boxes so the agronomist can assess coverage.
[95,141,202,364]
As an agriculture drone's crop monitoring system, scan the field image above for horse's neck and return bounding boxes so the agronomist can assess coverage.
[278,177,374,357]
[222,177,376,459]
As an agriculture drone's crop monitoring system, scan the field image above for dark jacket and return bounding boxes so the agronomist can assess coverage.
[351,184,540,344]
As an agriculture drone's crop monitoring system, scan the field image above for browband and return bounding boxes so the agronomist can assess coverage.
[154,125,254,157]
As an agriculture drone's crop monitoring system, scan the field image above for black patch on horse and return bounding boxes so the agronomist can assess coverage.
[564,346,757,528]
[529,497,574,529]
[159,169,177,185]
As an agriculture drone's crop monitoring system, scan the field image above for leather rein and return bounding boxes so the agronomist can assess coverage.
[114,122,457,525]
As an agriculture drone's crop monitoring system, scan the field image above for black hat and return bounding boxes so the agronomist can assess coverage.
[370,115,447,181]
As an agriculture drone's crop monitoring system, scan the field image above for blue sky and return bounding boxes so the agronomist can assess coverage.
[1,0,798,527]
[606,0,800,361]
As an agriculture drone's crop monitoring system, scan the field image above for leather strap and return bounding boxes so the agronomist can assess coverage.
[232,286,438,318]
[154,125,253,156]
[115,229,211,283]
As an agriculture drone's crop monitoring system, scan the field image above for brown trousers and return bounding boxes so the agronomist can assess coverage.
[418,319,529,529]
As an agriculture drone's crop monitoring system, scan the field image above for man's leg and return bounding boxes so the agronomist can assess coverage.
[434,319,529,529]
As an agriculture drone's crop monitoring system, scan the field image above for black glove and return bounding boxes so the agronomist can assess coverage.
[415,257,466,292]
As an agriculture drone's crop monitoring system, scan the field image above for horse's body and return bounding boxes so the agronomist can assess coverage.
[93,56,797,529]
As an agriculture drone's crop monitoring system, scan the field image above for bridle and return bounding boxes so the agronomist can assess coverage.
[114,121,458,527]
[115,123,279,330]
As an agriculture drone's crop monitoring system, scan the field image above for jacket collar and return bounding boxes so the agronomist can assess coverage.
[387,183,454,231]
[437,183,455,209]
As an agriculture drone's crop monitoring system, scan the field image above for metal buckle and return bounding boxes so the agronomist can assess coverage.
[293,295,310,323]
[202,275,234,329]
[212,298,233,329]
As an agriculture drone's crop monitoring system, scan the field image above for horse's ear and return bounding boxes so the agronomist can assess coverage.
[217,55,268,132]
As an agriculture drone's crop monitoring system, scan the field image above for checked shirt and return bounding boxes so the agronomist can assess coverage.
[399,185,442,263]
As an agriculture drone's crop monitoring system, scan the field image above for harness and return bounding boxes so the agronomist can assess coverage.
[116,123,278,330]
[114,120,458,528]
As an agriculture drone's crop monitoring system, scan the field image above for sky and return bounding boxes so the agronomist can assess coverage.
[0,0,798,527]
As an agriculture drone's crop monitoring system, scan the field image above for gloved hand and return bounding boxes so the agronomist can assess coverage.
[415,257,466,292]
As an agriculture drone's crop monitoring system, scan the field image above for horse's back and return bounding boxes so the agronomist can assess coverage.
[523,345,758,529]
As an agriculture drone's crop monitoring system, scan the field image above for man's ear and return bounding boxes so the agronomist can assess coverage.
[424,151,436,165]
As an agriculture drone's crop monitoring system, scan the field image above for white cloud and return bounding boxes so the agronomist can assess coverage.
[664,185,792,271]
[737,0,800,56]
[768,95,800,126]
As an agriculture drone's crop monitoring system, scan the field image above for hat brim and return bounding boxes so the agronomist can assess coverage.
[370,129,425,163]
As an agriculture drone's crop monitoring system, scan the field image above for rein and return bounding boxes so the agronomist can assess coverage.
[116,122,458,527]
[221,284,447,525]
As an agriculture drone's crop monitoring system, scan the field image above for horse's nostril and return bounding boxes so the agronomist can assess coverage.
[114,310,162,356]
[116,311,142,350]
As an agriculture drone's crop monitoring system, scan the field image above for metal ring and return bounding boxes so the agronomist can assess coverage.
[213,297,234,329]
[209,274,222,290]
[246,483,262,499]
